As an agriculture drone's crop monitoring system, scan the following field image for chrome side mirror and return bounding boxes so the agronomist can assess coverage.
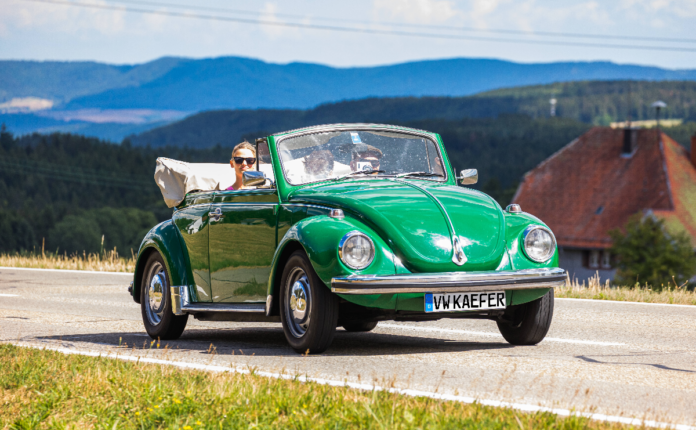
[242,170,267,187]
[459,168,478,185]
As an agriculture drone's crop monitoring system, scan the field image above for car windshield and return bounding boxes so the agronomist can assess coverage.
[277,129,446,185]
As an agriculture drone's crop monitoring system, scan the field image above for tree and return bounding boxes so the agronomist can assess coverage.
[609,214,696,290]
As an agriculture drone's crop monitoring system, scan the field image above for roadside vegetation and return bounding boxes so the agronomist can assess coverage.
[0,343,631,429]
[555,273,696,306]
[0,249,134,272]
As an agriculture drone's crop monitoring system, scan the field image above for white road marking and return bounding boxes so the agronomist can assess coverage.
[0,266,131,276]
[7,342,693,430]
[556,297,695,309]
[0,294,20,297]
[377,323,626,346]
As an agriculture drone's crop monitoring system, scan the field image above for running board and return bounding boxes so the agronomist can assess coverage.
[171,286,265,315]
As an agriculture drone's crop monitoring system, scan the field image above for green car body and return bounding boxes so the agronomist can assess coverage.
[132,123,564,351]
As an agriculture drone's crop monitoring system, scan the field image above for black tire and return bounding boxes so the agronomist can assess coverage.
[279,250,339,354]
[140,252,188,340]
[496,289,554,345]
[342,321,378,332]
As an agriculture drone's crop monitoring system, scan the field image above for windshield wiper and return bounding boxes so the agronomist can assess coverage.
[332,170,386,181]
[395,171,444,178]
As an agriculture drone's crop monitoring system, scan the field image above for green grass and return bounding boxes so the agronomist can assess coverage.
[0,344,636,430]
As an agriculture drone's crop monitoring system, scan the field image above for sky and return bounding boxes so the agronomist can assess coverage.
[1,0,696,69]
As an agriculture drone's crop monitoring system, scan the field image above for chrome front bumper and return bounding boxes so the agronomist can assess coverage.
[331,268,566,295]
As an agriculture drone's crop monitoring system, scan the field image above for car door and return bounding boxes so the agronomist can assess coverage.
[208,189,279,303]
[172,191,214,302]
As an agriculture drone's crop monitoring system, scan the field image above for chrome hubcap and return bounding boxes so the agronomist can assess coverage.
[285,267,311,338]
[145,262,167,326]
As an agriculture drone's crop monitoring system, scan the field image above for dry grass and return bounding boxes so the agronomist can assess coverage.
[0,249,135,273]
[555,272,696,306]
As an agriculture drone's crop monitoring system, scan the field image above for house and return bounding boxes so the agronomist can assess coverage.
[512,127,696,282]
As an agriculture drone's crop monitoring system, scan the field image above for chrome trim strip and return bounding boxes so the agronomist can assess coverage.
[182,303,266,313]
[170,285,188,316]
[171,286,265,313]
[265,294,273,316]
[331,268,566,294]
[283,203,333,211]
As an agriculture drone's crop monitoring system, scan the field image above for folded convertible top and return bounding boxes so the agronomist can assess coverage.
[154,158,275,208]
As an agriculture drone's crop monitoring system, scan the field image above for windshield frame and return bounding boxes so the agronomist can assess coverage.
[274,125,449,187]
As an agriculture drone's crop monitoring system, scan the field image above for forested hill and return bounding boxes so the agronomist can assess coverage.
[130,80,696,149]
[4,57,696,110]
[0,115,591,254]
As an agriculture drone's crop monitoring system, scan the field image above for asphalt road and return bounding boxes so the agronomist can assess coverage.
[1,267,695,426]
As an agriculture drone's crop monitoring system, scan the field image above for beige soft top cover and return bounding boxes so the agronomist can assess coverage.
[154,157,275,208]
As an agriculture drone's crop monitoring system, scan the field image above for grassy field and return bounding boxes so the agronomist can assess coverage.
[1,252,694,305]
[0,344,633,430]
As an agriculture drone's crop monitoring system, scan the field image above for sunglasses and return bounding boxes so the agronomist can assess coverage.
[233,157,256,165]
[360,159,380,168]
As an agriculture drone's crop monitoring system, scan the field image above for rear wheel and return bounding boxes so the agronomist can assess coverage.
[280,250,339,354]
[342,321,378,332]
[140,252,188,340]
[496,289,554,345]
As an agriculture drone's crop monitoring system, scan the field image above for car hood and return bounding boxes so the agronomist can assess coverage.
[288,179,506,272]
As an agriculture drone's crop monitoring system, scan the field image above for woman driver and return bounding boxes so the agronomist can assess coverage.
[227,141,256,191]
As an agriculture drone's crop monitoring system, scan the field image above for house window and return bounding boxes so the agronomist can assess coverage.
[588,250,600,269]
[601,251,612,269]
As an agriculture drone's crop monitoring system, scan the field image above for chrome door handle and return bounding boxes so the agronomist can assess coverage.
[209,207,222,222]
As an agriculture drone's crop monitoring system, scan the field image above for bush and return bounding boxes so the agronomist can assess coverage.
[609,214,696,290]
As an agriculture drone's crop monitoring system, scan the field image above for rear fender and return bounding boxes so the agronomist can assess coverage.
[132,220,192,304]
[266,215,396,315]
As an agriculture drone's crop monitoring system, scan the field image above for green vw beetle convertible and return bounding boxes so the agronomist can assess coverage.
[130,123,565,353]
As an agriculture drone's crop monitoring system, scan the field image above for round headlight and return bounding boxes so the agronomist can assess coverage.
[523,226,556,263]
[339,232,375,270]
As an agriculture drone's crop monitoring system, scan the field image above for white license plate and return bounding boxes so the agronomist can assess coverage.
[425,291,506,313]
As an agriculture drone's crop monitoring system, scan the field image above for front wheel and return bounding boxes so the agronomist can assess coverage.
[280,250,339,354]
[496,289,554,345]
[140,252,188,340]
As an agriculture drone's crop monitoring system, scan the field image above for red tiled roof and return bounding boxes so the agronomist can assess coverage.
[512,127,696,249]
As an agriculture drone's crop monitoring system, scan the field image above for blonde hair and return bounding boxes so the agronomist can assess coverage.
[231,141,256,158]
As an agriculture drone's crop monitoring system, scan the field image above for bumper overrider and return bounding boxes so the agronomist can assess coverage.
[331,267,566,295]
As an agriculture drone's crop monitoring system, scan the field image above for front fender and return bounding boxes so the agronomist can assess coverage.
[131,220,192,303]
[267,214,397,300]
[504,212,559,270]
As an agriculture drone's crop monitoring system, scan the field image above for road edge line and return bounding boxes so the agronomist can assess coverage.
[5,342,693,430]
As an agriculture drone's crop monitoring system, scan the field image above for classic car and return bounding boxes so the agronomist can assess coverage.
[130,123,566,353]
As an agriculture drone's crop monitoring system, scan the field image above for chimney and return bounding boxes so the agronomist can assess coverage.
[622,127,638,156]
[691,133,696,168]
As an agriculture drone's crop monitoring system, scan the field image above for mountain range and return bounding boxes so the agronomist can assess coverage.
[2,56,696,142]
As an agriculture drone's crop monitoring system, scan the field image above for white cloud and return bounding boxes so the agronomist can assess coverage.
[373,0,460,23]
[259,3,287,38]
[1,0,126,35]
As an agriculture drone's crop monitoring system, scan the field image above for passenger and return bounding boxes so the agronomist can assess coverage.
[303,150,335,180]
[350,144,383,173]
[227,141,256,191]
